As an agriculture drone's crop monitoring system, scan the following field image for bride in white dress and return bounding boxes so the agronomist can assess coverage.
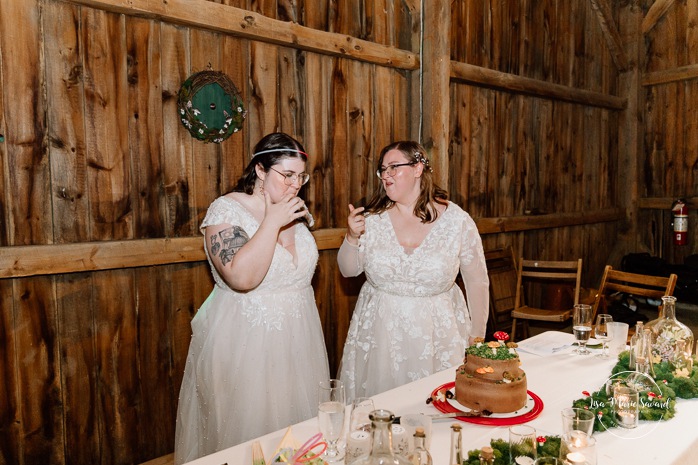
[174,133,329,464]
[337,141,489,399]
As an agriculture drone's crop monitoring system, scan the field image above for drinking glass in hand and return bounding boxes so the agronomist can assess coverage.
[573,304,593,355]
[594,314,613,358]
[318,379,346,462]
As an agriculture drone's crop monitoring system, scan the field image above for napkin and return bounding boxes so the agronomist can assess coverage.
[516,331,577,356]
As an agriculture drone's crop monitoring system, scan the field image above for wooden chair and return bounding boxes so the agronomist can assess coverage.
[511,258,583,341]
[591,265,678,323]
[484,246,519,338]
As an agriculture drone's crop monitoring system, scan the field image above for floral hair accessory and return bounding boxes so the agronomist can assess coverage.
[414,151,433,172]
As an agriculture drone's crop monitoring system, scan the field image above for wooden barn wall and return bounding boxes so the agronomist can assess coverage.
[0,0,417,464]
[637,0,698,263]
[448,0,620,288]
[1,0,668,464]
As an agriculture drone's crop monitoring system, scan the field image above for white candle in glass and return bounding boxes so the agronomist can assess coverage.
[566,451,587,464]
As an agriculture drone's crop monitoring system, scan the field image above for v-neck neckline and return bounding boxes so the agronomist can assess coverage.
[384,202,449,256]
[221,196,300,268]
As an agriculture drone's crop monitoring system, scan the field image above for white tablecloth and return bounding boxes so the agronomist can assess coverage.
[185,331,698,465]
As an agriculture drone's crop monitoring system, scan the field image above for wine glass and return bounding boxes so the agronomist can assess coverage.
[573,304,593,355]
[318,379,346,462]
[594,314,613,358]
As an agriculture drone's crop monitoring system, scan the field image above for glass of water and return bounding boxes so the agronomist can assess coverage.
[318,379,346,462]
[594,314,613,358]
[573,304,593,355]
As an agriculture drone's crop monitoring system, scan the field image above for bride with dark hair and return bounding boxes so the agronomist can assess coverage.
[175,133,329,464]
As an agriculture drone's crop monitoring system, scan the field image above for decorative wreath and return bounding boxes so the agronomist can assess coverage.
[177,69,247,143]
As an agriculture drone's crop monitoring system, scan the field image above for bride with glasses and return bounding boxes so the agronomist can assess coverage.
[174,132,329,464]
[337,140,490,399]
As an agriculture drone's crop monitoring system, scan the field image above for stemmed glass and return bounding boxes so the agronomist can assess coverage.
[573,304,594,355]
[318,379,346,462]
[594,314,613,358]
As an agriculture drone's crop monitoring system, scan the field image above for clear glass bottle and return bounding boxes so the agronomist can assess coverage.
[407,427,432,465]
[628,321,644,370]
[449,423,463,465]
[627,329,656,391]
[350,409,411,465]
[645,296,694,362]
[671,338,694,373]
[478,445,494,465]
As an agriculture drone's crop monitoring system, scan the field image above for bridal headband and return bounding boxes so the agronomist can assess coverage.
[252,148,308,160]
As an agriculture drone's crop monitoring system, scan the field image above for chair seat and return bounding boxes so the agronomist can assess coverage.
[511,306,571,322]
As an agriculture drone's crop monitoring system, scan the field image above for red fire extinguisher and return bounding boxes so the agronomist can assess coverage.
[672,199,688,245]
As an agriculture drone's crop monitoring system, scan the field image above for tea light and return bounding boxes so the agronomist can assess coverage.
[569,430,588,448]
[618,411,636,427]
[566,452,587,464]
[346,430,371,461]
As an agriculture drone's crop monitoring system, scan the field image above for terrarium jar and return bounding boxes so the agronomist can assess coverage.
[349,409,411,465]
[645,296,694,362]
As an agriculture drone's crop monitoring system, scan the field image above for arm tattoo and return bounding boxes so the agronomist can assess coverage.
[210,226,249,266]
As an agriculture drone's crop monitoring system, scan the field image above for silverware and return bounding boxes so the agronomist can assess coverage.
[393,410,490,423]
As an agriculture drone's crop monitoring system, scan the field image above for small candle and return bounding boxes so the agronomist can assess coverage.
[618,411,637,427]
[346,430,371,461]
[566,451,587,464]
[569,430,588,448]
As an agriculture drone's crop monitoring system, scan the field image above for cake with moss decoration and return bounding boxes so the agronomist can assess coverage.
[454,332,528,413]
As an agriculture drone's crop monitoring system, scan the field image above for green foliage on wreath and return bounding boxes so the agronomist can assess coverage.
[177,70,247,143]
[463,436,561,465]
[570,350,698,431]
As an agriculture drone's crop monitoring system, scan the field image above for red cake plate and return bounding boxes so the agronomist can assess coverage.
[430,382,544,426]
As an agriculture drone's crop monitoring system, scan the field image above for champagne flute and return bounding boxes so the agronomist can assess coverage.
[594,314,613,358]
[573,304,593,355]
[318,379,346,462]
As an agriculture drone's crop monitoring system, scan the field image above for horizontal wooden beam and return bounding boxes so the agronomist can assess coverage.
[450,61,627,110]
[638,196,698,210]
[475,208,624,234]
[642,64,698,86]
[0,210,624,278]
[65,0,418,70]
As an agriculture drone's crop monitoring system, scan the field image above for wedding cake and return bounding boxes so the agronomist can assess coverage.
[454,334,528,413]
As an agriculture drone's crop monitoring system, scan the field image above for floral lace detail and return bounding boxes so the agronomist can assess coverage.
[200,196,318,330]
[340,202,490,398]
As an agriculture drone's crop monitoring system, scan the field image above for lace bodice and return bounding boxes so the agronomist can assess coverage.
[201,196,318,293]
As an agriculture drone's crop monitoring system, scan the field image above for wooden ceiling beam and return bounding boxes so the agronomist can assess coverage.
[642,0,676,35]
[589,0,629,71]
[65,0,418,70]
[450,62,626,110]
[642,63,698,86]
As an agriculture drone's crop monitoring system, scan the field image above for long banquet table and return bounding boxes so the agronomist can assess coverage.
[185,331,698,465]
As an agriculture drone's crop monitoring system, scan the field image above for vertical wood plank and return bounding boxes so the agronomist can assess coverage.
[56,273,99,465]
[0,0,51,246]
[127,17,167,238]
[92,270,138,464]
[0,279,20,464]
[44,1,90,244]
[14,276,63,464]
[161,23,195,237]
[82,9,132,241]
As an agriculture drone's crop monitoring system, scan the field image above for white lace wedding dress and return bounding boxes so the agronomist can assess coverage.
[337,202,489,399]
[174,197,330,464]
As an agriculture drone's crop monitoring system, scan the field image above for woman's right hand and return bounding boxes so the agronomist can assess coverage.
[262,191,307,230]
[346,204,365,245]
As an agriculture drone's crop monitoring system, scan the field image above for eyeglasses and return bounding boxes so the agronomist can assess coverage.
[269,166,310,186]
[376,162,417,179]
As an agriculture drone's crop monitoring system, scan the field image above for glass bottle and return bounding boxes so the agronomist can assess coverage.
[350,409,411,465]
[449,423,463,465]
[478,445,494,465]
[627,329,656,391]
[628,321,644,370]
[407,427,432,465]
[671,339,694,373]
[645,296,694,362]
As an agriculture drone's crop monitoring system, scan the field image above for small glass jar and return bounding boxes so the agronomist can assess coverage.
[407,427,433,465]
[349,409,411,465]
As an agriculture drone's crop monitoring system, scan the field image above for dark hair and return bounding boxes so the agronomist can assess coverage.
[364,140,448,223]
[232,132,308,194]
